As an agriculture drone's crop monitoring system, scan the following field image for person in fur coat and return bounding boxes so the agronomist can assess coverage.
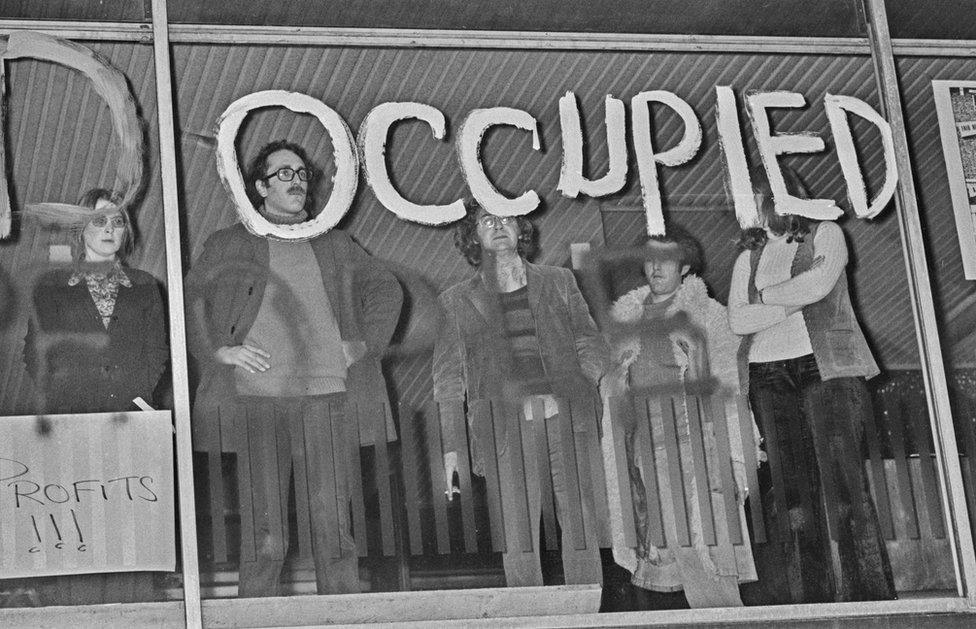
[601,225,758,608]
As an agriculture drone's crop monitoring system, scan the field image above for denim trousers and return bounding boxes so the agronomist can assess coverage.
[748,354,895,603]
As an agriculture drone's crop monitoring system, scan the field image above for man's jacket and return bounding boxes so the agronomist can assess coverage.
[185,223,403,449]
[432,261,607,473]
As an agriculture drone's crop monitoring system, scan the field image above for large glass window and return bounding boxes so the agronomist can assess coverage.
[1,1,974,625]
[171,41,963,614]
[0,38,185,609]
[905,53,976,594]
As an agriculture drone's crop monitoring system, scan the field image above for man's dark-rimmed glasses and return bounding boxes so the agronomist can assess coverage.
[262,167,312,183]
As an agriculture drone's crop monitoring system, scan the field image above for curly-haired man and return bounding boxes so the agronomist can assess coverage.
[432,202,608,586]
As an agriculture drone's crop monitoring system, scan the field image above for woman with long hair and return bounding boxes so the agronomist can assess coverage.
[23,189,168,415]
[21,189,168,605]
[727,168,895,604]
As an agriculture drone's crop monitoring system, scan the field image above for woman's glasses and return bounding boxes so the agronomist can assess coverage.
[90,215,126,229]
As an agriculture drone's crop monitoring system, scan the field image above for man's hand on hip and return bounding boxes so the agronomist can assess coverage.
[342,340,368,367]
[215,344,270,373]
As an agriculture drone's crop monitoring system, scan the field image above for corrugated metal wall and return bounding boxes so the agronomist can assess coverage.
[1,41,971,416]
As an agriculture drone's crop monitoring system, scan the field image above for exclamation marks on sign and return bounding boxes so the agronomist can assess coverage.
[29,515,41,553]
[50,513,63,549]
[71,509,86,551]
[26,510,87,553]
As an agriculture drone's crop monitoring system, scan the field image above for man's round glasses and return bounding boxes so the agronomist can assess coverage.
[262,167,312,183]
[478,215,515,229]
[90,215,126,229]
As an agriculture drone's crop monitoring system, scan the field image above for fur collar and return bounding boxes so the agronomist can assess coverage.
[609,274,712,372]
[611,274,710,323]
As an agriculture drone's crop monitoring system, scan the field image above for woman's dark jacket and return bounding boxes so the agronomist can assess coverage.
[23,266,169,413]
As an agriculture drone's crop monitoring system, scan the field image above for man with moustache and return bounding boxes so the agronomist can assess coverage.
[186,140,402,597]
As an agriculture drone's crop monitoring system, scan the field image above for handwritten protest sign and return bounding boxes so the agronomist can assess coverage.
[0,411,175,578]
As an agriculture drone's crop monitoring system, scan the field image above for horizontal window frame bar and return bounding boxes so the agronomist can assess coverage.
[1,20,976,56]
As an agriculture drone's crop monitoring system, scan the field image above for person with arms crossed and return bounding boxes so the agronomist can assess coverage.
[727,167,894,604]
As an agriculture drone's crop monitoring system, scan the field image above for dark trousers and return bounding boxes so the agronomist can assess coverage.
[748,355,895,603]
[497,411,603,587]
[236,393,359,597]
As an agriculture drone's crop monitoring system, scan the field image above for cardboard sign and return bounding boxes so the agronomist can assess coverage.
[0,411,175,578]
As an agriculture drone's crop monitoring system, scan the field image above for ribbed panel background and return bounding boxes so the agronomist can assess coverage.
[2,43,972,416]
[0,42,163,414]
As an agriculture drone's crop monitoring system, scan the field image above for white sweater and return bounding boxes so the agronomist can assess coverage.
[728,222,848,363]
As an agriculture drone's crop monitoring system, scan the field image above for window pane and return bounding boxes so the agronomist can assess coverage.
[163,0,863,37]
[175,42,960,613]
[0,37,183,609]
[910,59,976,592]
[0,1,144,22]
[888,0,976,40]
